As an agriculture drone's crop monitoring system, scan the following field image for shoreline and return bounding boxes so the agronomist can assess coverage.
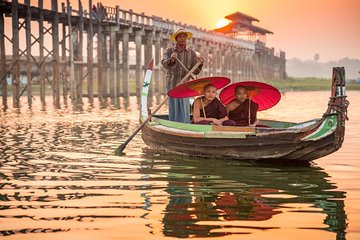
[1,77,360,97]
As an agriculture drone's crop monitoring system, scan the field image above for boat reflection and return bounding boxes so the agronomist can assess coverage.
[141,151,347,239]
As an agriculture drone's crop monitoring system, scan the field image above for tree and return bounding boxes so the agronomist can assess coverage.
[314,53,320,62]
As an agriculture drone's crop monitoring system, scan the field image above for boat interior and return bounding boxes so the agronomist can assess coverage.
[153,114,321,132]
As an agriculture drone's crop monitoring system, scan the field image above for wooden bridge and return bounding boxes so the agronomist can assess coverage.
[0,0,286,106]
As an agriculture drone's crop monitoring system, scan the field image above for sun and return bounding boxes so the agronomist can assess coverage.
[215,19,230,29]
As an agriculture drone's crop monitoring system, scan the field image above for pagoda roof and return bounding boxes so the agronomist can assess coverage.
[214,21,273,35]
[225,12,259,22]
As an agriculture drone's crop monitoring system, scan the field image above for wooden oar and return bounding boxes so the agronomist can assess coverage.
[115,61,202,155]
[175,57,207,118]
[176,56,196,79]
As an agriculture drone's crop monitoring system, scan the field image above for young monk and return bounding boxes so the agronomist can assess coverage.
[193,84,236,126]
[226,85,259,127]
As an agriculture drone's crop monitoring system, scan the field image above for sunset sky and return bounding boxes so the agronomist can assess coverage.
[92,0,360,62]
[3,0,359,62]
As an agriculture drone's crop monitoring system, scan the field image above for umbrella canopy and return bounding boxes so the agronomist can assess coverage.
[167,76,231,98]
[219,81,281,111]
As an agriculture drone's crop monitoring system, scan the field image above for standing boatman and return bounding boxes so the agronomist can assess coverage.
[161,29,204,123]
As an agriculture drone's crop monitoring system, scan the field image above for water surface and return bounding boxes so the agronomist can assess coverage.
[0,91,359,240]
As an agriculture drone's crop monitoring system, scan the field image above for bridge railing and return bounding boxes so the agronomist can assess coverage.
[99,5,255,50]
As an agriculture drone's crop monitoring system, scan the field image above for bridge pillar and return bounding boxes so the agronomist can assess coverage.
[122,28,129,98]
[11,0,20,104]
[0,12,6,104]
[134,30,142,99]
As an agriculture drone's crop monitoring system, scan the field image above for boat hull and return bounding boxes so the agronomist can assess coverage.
[141,124,345,162]
[138,66,348,163]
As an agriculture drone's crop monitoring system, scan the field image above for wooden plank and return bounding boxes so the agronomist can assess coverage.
[73,20,79,99]
[134,30,142,99]
[25,0,32,104]
[87,0,94,100]
[151,125,205,138]
[198,45,207,78]
[61,2,68,100]
[109,28,116,98]
[115,33,121,97]
[240,56,245,80]
[144,31,153,98]
[115,6,119,25]
[122,28,129,98]
[96,3,102,100]
[39,0,46,102]
[67,0,75,100]
[221,49,228,76]
[154,118,213,132]
[0,12,7,104]
[52,0,60,104]
[77,0,84,101]
[216,45,222,74]
[204,131,247,139]
[12,0,20,103]
[101,33,107,98]
[154,32,161,95]
[212,125,255,132]
[234,54,238,81]
[211,46,217,76]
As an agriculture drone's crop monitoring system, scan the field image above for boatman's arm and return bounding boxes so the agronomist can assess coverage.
[161,47,176,69]
[191,51,204,75]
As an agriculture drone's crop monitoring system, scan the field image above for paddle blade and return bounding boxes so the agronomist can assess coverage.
[148,58,154,70]
[115,143,127,156]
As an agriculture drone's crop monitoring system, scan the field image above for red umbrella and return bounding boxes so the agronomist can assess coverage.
[167,76,230,98]
[219,81,281,111]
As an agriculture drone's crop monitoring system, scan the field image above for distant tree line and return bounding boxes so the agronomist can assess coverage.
[286,57,360,80]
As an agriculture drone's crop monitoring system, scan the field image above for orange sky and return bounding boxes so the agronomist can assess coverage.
[92,0,360,61]
[4,0,359,61]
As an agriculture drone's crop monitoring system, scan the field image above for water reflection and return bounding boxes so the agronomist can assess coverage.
[0,94,352,239]
[141,152,347,238]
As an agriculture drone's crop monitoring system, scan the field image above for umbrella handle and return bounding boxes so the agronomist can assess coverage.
[200,97,207,119]
[248,99,251,126]
[175,56,197,79]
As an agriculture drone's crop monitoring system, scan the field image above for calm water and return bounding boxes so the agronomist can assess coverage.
[0,91,359,240]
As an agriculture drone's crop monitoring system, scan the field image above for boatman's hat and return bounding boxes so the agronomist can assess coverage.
[170,29,193,42]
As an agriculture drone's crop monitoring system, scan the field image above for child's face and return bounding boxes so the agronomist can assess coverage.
[204,86,217,101]
[235,88,247,102]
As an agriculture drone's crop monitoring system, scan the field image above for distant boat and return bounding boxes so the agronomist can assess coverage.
[140,66,349,162]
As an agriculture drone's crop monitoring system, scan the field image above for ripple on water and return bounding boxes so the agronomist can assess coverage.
[0,94,357,239]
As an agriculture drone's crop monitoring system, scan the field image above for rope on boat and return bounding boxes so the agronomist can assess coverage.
[326,98,350,120]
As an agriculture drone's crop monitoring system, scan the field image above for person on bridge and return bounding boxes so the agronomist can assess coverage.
[161,29,204,123]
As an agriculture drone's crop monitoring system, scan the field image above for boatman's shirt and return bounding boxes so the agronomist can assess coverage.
[161,45,203,90]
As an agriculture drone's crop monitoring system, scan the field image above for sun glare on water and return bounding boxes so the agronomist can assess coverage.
[215,19,230,29]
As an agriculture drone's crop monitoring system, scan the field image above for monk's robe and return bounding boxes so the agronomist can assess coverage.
[194,97,236,126]
[228,99,259,126]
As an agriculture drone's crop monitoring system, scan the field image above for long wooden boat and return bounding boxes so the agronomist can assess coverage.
[140,67,349,162]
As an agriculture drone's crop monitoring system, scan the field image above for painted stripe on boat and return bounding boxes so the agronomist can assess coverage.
[212,125,255,132]
[151,123,251,139]
[302,115,337,141]
[336,86,346,96]
[204,131,248,138]
[155,118,213,132]
[151,124,205,138]
[154,118,257,134]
